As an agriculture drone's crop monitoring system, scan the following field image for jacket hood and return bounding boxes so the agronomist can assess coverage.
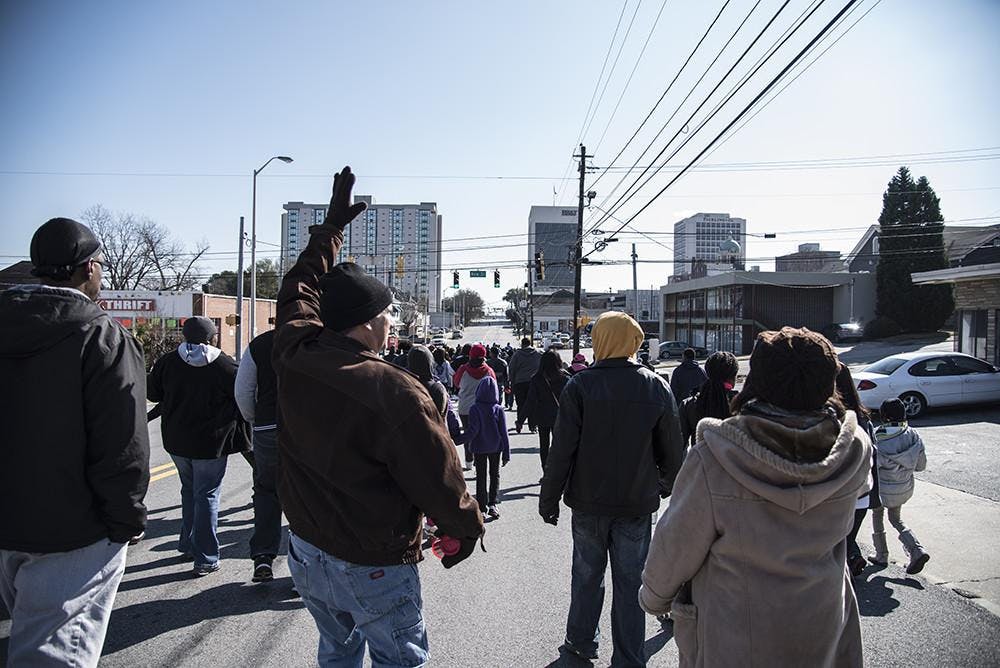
[513,348,540,361]
[462,362,493,381]
[407,344,434,382]
[697,409,870,514]
[875,425,923,466]
[0,285,105,358]
[177,342,222,367]
[475,375,500,405]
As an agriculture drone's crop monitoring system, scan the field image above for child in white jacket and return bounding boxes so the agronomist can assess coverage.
[870,398,929,574]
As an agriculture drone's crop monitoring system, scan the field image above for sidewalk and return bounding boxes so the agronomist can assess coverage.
[860,478,1000,616]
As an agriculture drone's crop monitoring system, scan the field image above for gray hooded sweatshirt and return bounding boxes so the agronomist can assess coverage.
[640,408,870,668]
[874,422,926,508]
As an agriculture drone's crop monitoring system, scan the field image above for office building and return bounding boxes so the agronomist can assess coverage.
[672,213,747,276]
[282,196,443,311]
[528,205,579,291]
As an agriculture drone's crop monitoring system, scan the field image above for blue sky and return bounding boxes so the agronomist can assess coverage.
[2,0,998,310]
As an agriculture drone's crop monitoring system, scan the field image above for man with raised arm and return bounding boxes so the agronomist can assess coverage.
[273,166,483,666]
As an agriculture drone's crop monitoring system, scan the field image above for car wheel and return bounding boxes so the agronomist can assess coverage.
[899,392,926,418]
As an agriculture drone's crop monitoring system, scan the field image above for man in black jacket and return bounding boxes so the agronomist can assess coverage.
[669,347,708,402]
[148,316,249,576]
[539,311,684,666]
[0,218,150,667]
[235,328,282,582]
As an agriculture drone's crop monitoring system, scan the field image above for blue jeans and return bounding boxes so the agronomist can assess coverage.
[171,455,228,567]
[0,538,127,667]
[250,429,282,558]
[565,511,651,667]
[288,533,429,668]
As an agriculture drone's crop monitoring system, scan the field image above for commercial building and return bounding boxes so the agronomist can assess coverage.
[775,244,844,272]
[659,271,875,355]
[282,196,443,312]
[528,205,579,291]
[672,213,746,277]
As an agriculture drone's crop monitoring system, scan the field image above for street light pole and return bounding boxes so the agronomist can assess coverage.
[250,155,293,340]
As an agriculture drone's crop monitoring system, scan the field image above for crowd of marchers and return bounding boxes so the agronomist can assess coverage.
[1,167,930,668]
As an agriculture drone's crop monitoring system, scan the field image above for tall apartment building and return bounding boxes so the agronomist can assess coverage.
[528,205,579,291]
[282,196,443,311]
[672,212,747,276]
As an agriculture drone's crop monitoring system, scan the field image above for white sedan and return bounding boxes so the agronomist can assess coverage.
[853,351,1000,418]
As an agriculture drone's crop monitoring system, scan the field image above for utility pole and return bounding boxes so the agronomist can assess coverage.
[235,216,245,361]
[572,144,591,356]
[631,243,638,318]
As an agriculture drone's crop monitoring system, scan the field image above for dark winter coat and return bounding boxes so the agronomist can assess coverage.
[508,347,542,385]
[524,369,571,429]
[679,388,738,448]
[540,358,685,518]
[273,228,483,566]
[147,344,251,459]
[0,285,150,552]
[669,358,708,403]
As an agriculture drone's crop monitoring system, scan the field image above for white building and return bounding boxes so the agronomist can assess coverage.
[282,196,443,311]
[672,212,747,276]
[528,205,579,291]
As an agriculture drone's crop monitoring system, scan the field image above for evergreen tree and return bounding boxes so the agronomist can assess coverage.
[875,167,954,332]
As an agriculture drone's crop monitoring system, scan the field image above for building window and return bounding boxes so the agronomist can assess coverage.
[960,310,988,360]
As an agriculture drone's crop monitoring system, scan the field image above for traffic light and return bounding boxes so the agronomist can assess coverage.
[534,251,545,281]
[452,271,460,289]
[493,269,500,288]
[395,255,404,278]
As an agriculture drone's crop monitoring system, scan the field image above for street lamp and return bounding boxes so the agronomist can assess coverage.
[250,155,293,340]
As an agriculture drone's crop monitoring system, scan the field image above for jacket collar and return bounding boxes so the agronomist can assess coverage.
[590,358,640,369]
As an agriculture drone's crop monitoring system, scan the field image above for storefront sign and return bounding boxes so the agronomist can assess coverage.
[97,298,157,312]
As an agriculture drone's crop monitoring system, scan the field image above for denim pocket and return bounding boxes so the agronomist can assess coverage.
[391,597,429,666]
[345,563,417,616]
[287,536,309,593]
[670,600,699,665]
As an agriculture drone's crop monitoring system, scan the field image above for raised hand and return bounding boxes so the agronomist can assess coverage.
[313,166,367,232]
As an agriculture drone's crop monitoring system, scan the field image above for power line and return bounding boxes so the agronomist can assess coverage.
[554,0,631,204]
[584,0,867,261]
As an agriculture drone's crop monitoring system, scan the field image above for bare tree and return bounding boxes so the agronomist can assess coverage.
[81,205,208,291]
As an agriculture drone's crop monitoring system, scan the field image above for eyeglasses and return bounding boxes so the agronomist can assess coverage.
[386,304,401,320]
[90,258,108,270]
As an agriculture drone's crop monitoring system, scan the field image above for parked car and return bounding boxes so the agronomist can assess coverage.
[658,341,708,360]
[451,329,463,339]
[430,335,447,347]
[853,351,1000,418]
[822,322,864,343]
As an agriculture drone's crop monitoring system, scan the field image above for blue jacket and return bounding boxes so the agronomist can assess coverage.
[465,377,511,459]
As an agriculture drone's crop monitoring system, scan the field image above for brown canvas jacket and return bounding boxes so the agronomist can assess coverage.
[273,228,483,566]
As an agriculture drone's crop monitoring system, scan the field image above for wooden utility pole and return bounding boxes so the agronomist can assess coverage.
[572,144,592,356]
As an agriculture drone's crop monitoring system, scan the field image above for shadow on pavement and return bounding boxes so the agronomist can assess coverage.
[510,446,540,455]
[644,619,675,658]
[854,567,925,617]
[499,483,540,503]
[908,405,1000,428]
[103,578,303,654]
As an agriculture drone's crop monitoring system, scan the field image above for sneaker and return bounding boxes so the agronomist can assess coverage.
[487,505,500,520]
[128,531,145,546]
[252,557,274,582]
[193,562,221,576]
[868,555,888,567]
[848,555,867,578]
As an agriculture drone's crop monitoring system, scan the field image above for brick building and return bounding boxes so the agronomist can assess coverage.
[912,263,1000,366]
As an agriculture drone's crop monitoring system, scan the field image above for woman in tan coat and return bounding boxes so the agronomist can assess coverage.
[639,327,871,668]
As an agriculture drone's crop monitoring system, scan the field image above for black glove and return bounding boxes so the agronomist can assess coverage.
[441,532,485,569]
[308,166,367,234]
[539,500,559,526]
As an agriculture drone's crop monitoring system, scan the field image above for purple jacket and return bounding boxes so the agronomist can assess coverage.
[465,376,510,459]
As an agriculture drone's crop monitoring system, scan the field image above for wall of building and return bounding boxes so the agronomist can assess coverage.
[953,278,1000,365]
[831,272,876,324]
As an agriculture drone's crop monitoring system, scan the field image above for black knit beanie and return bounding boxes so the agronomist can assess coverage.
[319,262,393,331]
[182,316,218,344]
[746,327,839,411]
[30,218,102,280]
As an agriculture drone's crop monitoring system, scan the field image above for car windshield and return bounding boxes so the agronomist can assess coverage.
[863,357,908,375]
